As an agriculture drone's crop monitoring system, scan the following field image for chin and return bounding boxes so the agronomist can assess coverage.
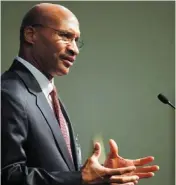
[56,69,70,76]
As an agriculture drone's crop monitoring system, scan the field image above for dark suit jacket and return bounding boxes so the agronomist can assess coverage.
[1,60,82,185]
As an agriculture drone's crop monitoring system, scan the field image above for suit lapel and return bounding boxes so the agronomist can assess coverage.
[36,93,75,171]
[10,60,75,171]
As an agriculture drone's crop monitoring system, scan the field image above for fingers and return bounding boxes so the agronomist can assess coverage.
[92,142,101,159]
[121,183,137,185]
[110,175,139,184]
[111,182,136,185]
[134,165,159,179]
[109,139,119,156]
[133,156,154,166]
[134,172,154,179]
[135,165,159,173]
[133,165,159,179]
[105,166,136,176]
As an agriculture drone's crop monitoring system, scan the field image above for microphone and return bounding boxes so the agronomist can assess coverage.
[157,93,175,109]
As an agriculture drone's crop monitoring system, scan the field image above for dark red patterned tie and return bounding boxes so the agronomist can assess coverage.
[50,86,73,160]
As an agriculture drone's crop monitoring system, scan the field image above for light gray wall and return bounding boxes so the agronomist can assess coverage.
[1,2,175,185]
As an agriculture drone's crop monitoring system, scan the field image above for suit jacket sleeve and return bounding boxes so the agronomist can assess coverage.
[1,85,82,185]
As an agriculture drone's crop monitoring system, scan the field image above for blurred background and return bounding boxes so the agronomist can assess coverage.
[1,1,175,185]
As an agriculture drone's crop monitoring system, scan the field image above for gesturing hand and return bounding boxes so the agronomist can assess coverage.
[81,142,139,185]
[104,139,159,179]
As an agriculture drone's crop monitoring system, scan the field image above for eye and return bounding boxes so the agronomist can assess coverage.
[59,31,72,39]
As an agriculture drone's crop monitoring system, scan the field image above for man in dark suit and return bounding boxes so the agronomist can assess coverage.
[1,3,159,185]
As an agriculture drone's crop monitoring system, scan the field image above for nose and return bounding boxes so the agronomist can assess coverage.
[67,40,79,56]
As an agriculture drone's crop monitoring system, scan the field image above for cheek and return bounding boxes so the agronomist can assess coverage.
[36,35,62,58]
[34,40,52,60]
[41,45,61,66]
[36,38,66,69]
[55,40,67,53]
[51,43,66,62]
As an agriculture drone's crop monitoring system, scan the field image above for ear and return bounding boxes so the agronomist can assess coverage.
[23,26,37,44]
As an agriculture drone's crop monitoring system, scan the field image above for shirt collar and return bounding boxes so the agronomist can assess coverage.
[15,56,54,97]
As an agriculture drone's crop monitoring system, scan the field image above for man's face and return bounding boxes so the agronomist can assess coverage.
[33,17,80,77]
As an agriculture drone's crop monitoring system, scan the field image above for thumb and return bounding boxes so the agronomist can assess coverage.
[92,142,101,159]
[109,139,119,156]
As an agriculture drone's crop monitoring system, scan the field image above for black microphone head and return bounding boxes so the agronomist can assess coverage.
[157,93,169,104]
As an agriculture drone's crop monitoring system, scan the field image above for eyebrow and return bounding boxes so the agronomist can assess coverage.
[58,30,80,39]
[66,28,81,37]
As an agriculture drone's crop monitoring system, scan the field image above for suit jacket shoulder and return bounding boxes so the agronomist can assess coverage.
[1,61,82,185]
